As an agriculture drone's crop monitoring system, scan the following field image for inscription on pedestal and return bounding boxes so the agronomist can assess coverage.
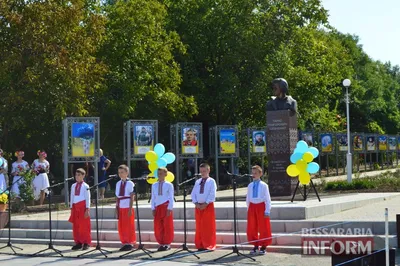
[267,110,297,196]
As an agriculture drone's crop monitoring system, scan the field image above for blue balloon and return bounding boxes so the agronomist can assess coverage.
[290,153,303,164]
[154,143,165,157]
[293,148,303,155]
[308,147,319,159]
[307,162,320,174]
[162,152,176,164]
[0,158,3,167]
[152,170,158,178]
[296,140,309,153]
[157,158,168,167]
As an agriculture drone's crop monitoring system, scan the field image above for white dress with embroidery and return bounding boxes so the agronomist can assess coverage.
[0,158,8,193]
[11,160,29,197]
[32,159,50,200]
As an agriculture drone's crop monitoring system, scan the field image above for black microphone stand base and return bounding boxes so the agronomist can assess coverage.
[77,244,111,258]
[214,246,256,262]
[0,241,23,255]
[119,243,153,258]
[32,243,63,257]
[214,174,255,262]
[163,244,200,259]
[0,176,25,255]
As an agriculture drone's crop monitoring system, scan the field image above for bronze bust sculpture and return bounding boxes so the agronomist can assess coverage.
[266,78,297,113]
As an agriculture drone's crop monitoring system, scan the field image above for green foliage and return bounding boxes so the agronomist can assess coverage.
[18,170,36,204]
[324,170,400,191]
[0,0,107,155]
[0,0,400,177]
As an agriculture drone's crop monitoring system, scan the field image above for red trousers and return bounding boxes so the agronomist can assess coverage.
[195,203,216,250]
[246,202,272,247]
[69,200,92,245]
[154,201,174,245]
[118,207,136,245]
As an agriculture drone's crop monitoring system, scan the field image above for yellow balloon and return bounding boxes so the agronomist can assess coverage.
[145,151,158,162]
[166,171,175,183]
[296,159,307,171]
[147,176,157,184]
[286,164,300,177]
[303,152,314,163]
[299,171,311,185]
[149,163,158,172]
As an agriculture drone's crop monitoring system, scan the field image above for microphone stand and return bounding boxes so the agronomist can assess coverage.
[0,175,24,254]
[214,173,255,262]
[78,176,114,258]
[32,179,66,257]
[120,178,153,258]
[163,176,199,259]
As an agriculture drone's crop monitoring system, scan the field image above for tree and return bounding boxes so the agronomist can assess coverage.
[0,0,107,158]
[96,0,197,155]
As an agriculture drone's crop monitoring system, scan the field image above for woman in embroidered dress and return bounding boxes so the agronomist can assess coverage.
[32,150,50,205]
[11,151,30,203]
[0,149,8,193]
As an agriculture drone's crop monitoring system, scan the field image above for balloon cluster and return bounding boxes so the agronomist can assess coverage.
[286,140,320,185]
[145,143,176,185]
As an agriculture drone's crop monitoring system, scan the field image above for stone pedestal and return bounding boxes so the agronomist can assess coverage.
[266,110,298,196]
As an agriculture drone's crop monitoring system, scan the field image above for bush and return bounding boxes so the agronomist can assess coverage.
[324,171,400,191]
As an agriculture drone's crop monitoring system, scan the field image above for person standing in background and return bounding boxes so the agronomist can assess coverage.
[98,149,111,199]
[0,149,8,193]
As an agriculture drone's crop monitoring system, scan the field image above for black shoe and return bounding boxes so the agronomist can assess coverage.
[120,244,133,251]
[82,244,90,250]
[259,246,267,255]
[197,248,206,252]
[158,245,167,252]
[71,244,82,250]
[164,245,171,250]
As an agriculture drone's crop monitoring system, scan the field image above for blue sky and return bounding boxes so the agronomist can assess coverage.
[322,0,400,66]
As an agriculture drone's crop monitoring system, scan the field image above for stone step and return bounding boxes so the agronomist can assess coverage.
[10,219,398,235]
[0,228,396,247]
[86,193,400,220]
[0,237,306,254]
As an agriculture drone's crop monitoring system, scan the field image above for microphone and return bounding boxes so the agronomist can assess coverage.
[242,174,253,177]
[108,174,118,178]
[193,173,202,177]
[131,175,155,181]
[65,177,74,181]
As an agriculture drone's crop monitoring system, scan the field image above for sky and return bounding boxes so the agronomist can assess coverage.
[322,0,400,66]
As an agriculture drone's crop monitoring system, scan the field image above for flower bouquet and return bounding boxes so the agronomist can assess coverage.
[0,191,8,211]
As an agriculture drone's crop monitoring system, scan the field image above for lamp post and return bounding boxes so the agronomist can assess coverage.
[343,79,352,183]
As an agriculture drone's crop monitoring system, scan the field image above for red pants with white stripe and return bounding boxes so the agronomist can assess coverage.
[154,201,174,245]
[118,208,136,245]
[195,203,216,250]
[69,200,92,245]
[246,202,272,247]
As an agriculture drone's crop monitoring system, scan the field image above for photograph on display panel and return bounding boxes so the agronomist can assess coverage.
[181,127,199,154]
[336,134,348,152]
[71,122,95,157]
[220,129,236,154]
[388,136,397,151]
[353,135,364,152]
[366,136,377,152]
[378,135,388,151]
[398,136,400,150]
[252,130,266,153]
[300,132,313,146]
[134,125,154,155]
[320,133,333,153]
